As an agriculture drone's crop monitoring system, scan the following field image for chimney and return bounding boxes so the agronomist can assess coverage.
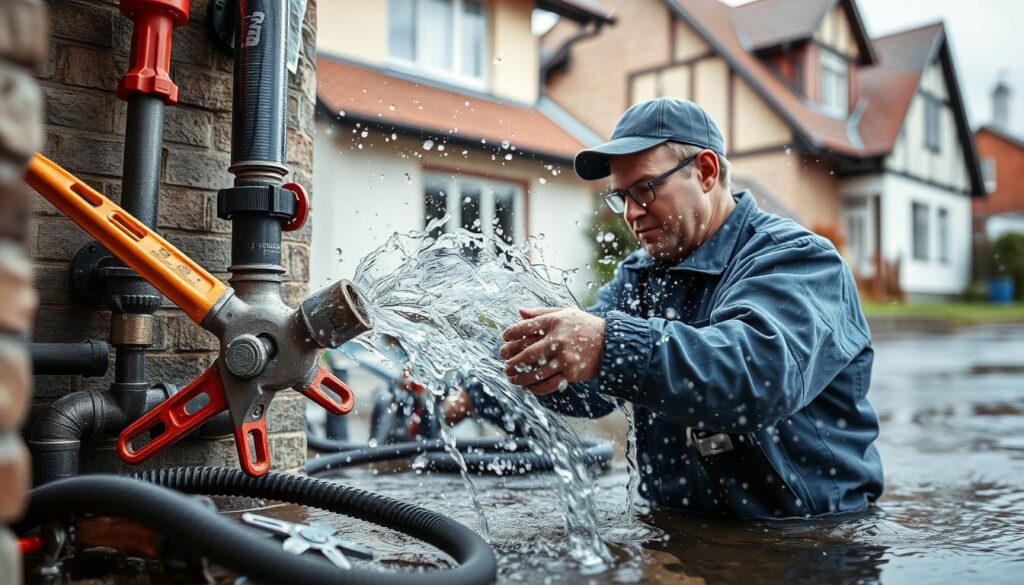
[993,79,1011,130]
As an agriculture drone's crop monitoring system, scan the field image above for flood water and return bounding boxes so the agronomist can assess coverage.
[296,324,1024,585]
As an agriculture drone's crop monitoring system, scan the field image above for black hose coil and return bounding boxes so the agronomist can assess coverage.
[305,436,615,476]
[18,467,496,585]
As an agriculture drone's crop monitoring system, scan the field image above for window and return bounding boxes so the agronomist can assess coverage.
[937,207,949,264]
[843,201,874,277]
[912,202,929,261]
[388,0,487,86]
[424,173,524,254]
[820,49,848,117]
[982,157,997,193]
[923,94,941,152]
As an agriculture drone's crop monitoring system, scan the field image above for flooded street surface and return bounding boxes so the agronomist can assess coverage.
[296,324,1024,584]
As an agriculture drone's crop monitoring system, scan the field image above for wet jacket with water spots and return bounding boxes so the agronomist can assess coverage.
[542,191,884,518]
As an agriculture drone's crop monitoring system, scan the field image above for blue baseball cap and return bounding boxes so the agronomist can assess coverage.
[574,98,727,180]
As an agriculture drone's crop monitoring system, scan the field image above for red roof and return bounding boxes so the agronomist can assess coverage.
[857,24,945,154]
[663,0,983,194]
[669,0,864,156]
[316,58,586,162]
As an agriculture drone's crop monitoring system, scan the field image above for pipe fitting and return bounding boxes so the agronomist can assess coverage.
[109,313,156,346]
[300,280,372,349]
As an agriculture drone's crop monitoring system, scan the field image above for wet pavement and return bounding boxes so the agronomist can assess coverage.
[299,324,1024,584]
[52,325,1024,584]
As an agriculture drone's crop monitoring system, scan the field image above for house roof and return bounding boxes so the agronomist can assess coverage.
[977,125,1024,151]
[667,0,864,155]
[316,57,588,163]
[663,0,984,194]
[538,0,616,24]
[732,0,877,64]
[856,23,944,155]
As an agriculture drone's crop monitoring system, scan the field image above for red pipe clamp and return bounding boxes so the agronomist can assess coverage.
[117,0,190,104]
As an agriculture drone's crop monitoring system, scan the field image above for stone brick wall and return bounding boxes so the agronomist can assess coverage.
[1,1,46,580]
[28,0,318,473]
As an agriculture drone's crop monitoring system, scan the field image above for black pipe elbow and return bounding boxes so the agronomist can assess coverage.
[27,390,126,485]
[27,386,175,485]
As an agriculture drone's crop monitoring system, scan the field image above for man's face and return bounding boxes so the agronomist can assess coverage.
[608,145,713,264]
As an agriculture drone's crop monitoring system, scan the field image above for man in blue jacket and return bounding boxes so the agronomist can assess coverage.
[494,98,883,519]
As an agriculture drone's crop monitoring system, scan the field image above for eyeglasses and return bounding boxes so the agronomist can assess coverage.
[603,154,698,214]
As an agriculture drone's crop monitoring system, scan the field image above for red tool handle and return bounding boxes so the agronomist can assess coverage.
[117,0,190,103]
[296,366,355,415]
[119,363,228,464]
[19,536,43,555]
[234,418,271,477]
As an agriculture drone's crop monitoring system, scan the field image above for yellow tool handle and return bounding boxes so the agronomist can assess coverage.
[25,153,230,325]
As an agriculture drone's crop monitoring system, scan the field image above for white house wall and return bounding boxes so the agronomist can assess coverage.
[880,172,971,297]
[311,120,599,298]
[885,61,970,194]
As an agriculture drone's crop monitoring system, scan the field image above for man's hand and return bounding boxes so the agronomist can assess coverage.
[499,307,606,396]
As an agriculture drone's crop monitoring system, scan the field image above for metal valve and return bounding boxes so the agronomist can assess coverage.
[24,154,373,476]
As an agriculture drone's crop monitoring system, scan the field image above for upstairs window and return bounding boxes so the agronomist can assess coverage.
[820,49,848,118]
[923,93,941,152]
[389,0,487,86]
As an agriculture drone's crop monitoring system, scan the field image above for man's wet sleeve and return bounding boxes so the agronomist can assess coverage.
[594,238,866,432]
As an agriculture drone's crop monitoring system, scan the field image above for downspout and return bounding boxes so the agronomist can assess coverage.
[217,0,302,316]
[538,19,606,98]
[28,0,192,484]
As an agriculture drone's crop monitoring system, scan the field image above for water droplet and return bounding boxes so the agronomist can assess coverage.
[388,103,397,111]
[493,56,503,65]
[422,139,435,150]
[539,177,547,184]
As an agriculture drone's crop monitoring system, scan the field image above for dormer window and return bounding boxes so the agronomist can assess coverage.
[820,49,848,117]
[388,0,487,87]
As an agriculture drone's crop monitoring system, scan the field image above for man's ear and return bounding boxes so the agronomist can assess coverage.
[696,150,719,193]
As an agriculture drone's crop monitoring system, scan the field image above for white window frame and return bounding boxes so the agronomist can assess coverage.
[388,0,488,91]
[425,172,525,245]
[819,49,848,118]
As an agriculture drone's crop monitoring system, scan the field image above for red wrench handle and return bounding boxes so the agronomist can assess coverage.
[118,363,228,464]
[234,418,271,477]
[296,366,355,415]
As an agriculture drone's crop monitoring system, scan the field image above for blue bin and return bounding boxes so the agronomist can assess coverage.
[989,277,1015,304]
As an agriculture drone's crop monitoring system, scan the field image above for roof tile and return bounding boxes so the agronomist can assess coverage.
[317,58,587,162]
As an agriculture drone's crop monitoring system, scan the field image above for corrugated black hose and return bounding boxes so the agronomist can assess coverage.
[16,467,497,585]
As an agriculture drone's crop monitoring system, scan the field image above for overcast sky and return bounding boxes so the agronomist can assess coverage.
[537,1,1024,136]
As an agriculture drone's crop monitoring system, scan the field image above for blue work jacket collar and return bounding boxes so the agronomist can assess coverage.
[628,190,755,275]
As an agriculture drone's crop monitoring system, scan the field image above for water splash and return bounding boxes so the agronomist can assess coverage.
[349,217,613,566]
